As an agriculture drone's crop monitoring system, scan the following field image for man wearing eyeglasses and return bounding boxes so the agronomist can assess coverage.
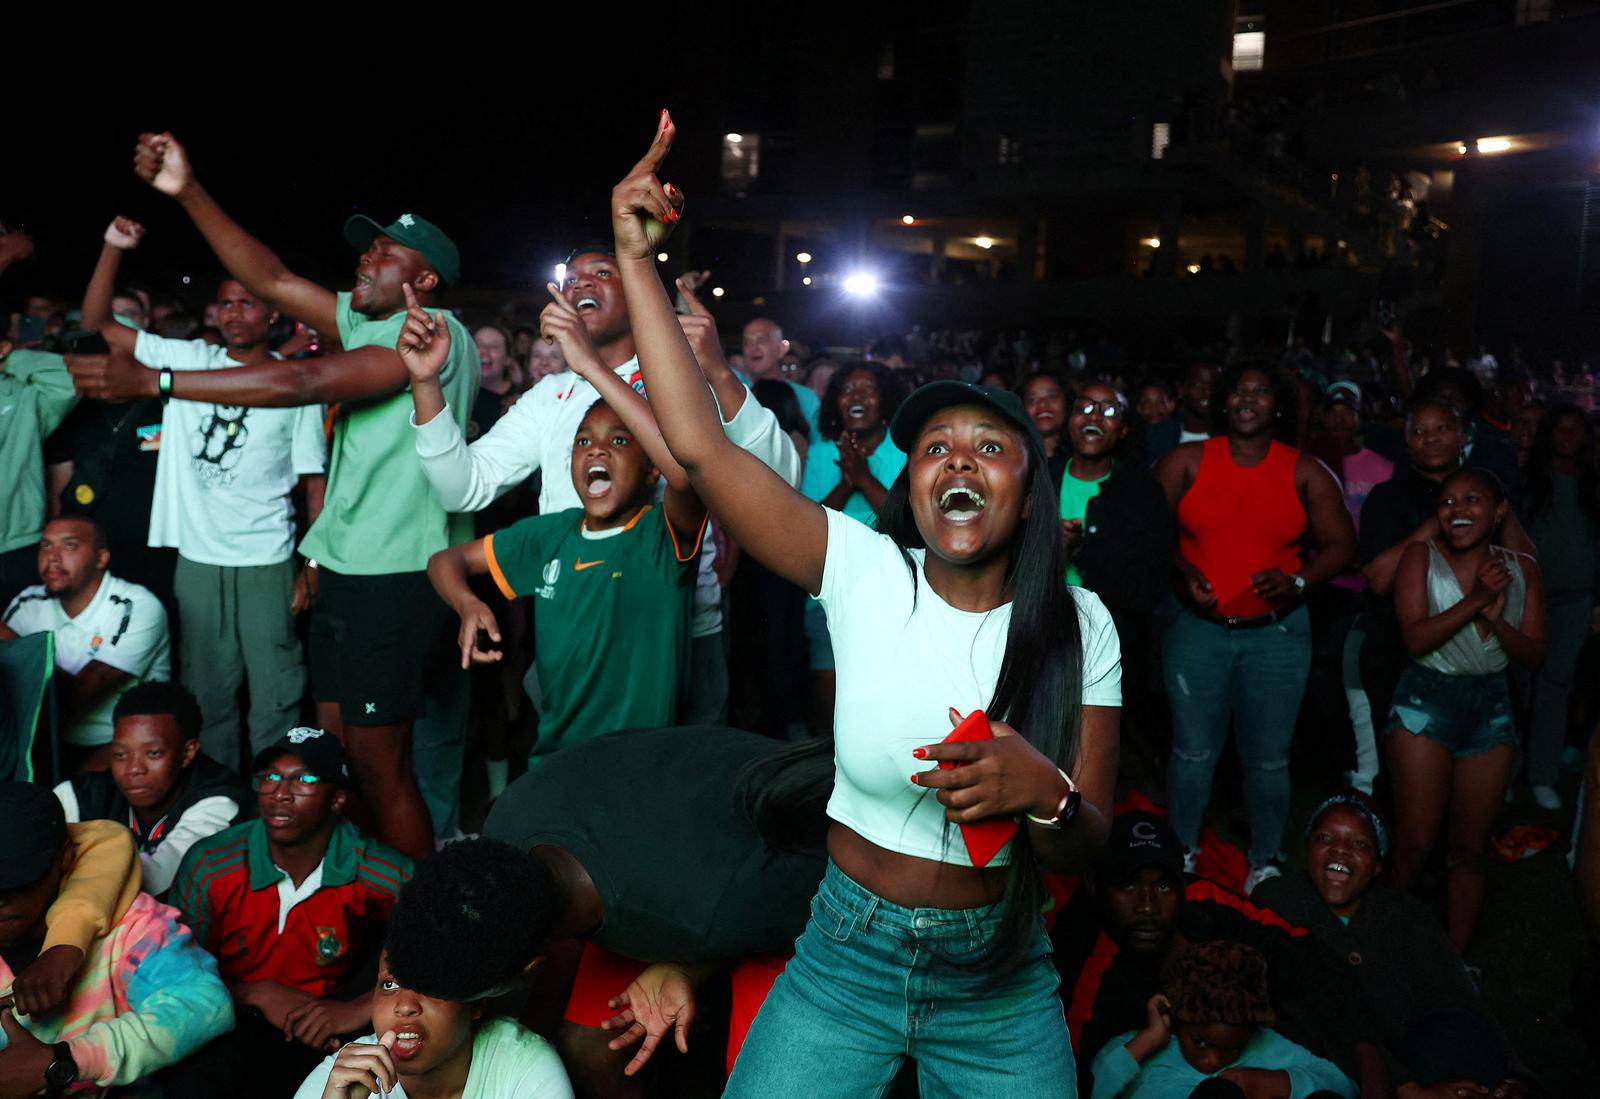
[167,727,414,1095]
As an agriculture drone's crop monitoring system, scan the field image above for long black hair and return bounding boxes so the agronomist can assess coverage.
[1524,402,1600,531]
[736,403,1086,973]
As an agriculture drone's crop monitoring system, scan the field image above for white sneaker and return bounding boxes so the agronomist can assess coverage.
[1243,863,1282,896]
[1182,847,1198,875]
[1532,785,1563,812]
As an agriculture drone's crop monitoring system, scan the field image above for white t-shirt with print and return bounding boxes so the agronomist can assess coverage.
[293,1017,574,1099]
[135,333,327,567]
[817,508,1122,866]
[4,574,173,746]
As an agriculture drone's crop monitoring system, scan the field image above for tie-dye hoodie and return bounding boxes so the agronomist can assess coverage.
[2,891,233,1093]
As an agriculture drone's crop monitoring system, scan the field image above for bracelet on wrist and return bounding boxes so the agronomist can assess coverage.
[1026,768,1080,830]
[157,367,174,399]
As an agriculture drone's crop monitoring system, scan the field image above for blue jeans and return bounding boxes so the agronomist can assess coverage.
[725,861,1075,1098]
[1163,605,1311,865]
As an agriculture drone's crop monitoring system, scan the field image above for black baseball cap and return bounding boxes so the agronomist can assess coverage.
[1093,810,1186,884]
[251,727,350,785]
[344,212,461,286]
[563,241,616,265]
[889,380,1043,453]
[0,781,69,890]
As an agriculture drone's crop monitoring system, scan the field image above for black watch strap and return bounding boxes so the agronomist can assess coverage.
[43,1040,77,1096]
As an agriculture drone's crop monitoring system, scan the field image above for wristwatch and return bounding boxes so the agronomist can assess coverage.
[1027,768,1081,830]
[43,1041,77,1097]
[1290,573,1307,596]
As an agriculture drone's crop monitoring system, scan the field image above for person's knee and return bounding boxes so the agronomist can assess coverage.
[1169,742,1215,767]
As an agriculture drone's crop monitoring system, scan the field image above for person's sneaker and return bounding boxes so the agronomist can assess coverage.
[1243,863,1282,896]
[1532,785,1563,812]
[1182,847,1198,875]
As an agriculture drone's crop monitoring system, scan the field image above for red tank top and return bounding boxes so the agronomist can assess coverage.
[1176,437,1306,618]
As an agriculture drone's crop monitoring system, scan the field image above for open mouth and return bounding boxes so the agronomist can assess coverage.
[1323,861,1353,880]
[1079,424,1105,438]
[263,811,294,827]
[585,464,613,498]
[846,403,869,419]
[575,295,600,313]
[355,272,374,287]
[938,485,987,522]
[393,1030,427,1060]
[1449,518,1475,528]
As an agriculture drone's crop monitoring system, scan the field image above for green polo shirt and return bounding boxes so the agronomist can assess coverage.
[172,817,413,998]
[298,293,479,575]
[484,505,704,757]
[1,350,78,553]
[1058,460,1108,587]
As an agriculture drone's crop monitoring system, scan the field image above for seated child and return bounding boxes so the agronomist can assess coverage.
[427,384,706,761]
[54,681,244,896]
[1090,941,1356,1099]
[296,839,573,1098]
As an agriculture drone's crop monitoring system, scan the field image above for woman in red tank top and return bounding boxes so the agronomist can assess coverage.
[1154,365,1356,890]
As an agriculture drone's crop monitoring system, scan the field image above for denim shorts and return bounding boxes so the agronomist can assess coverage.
[1386,663,1517,758]
[725,860,1075,1098]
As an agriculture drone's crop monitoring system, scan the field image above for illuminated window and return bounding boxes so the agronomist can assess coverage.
[720,132,760,192]
[1232,31,1265,72]
[1151,122,1171,161]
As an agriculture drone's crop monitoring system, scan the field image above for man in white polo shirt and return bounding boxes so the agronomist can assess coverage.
[1,515,172,768]
[82,217,328,772]
[407,242,801,727]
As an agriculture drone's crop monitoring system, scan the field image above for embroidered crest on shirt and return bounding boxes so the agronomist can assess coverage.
[536,559,560,600]
[314,926,345,965]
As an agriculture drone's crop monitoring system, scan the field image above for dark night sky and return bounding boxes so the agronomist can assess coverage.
[10,38,723,302]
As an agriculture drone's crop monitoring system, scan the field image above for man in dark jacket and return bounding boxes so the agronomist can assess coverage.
[53,680,244,896]
[1053,811,1390,1097]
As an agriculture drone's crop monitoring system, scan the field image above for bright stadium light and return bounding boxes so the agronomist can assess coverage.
[725,132,743,143]
[1475,137,1513,154]
[711,286,726,298]
[974,236,995,249]
[795,251,813,264]
[843,271,880,297]
[656,252,669,262]
[901,214,915,225]
[802,276,813,285]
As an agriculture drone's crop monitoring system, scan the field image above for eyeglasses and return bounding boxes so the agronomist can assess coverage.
[252,770,327,796]
[1074,400,1123,418]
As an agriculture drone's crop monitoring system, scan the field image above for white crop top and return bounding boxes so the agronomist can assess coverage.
[817,508,1122,866]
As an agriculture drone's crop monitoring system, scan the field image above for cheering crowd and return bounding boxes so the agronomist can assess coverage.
[0,111,1594,1099]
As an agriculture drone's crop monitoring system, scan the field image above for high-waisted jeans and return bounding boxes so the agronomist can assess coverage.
[724,860,1075,1098]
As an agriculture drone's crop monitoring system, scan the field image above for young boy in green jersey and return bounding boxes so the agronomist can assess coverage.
[414,284,708,760]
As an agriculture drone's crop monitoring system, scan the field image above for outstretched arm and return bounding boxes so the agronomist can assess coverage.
[426,541,505,670]
[133,132,337,333]
[82,218,144,353]
[613,112,826,594]
[67,344,406,407]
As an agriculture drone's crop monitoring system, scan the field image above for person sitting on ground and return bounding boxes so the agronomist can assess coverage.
[53,680,245,896]
[1090,941,1356,1099]
[1383,468,1545,953]
[415,287,706,763]
[0,514,171,771]
[0,781,232,1097]
[169,728,415,1095]
[1251,794,1533,1098]
[1053,811,1389,1097]
[295,840,573,1098]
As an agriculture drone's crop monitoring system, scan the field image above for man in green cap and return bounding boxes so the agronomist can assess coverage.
[67,131,479,862]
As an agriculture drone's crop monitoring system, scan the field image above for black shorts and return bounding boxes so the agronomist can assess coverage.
[307,568,450,726]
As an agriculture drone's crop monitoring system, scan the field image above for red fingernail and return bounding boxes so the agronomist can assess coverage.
[912,748,927,759]
[910,773,919,784]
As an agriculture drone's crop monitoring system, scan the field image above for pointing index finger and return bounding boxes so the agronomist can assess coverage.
[402,281,422,314]
[546,282,578,315]
[628,109,676,178]
[675,277,712,317]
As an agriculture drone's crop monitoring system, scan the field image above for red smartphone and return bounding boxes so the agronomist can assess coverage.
[939,710,1018,868]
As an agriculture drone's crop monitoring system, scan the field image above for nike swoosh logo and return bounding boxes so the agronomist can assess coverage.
[574,559,604,571]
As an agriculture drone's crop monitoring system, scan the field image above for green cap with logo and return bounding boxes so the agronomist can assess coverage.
[343,212,461,286]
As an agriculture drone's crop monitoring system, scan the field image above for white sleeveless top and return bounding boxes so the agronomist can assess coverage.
[1417,541,1526,676]
[815,508,1122,866]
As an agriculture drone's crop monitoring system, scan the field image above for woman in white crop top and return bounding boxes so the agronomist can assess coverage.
[1387,468,1544,953]
[608,114,1119,1098]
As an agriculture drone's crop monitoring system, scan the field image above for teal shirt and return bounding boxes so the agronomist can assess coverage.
[1090,1027,1356,1099]
[1058,460,1108,587]
[298,293,479,574]
[800,435,906,525]
[0,350,78,552]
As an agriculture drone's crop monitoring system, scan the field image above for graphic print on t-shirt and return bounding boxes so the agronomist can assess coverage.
[193,405,251,481]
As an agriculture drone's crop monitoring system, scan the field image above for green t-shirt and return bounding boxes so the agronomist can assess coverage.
[1058,460,1108,587]
[485,505,704,757]
[0,350,77,552]
[297,293,479,575]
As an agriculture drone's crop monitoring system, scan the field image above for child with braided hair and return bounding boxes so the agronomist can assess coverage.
[1090,941,1356,1099]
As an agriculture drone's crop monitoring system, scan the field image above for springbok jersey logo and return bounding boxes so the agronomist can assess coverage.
[536,559,560,600]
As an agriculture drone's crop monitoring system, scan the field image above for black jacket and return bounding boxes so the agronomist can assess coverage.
[1074,465,1174,619]
[70,752,246,852]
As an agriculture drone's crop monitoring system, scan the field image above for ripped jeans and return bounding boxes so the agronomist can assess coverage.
[1163,605,1311,866]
